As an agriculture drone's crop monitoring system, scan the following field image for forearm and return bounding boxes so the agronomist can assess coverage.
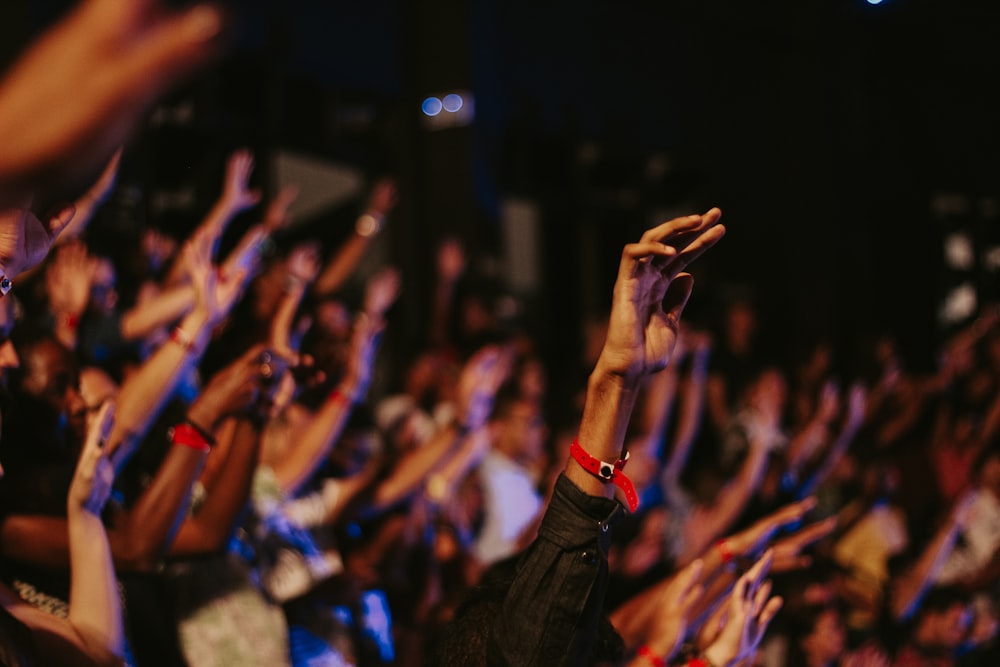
[566,363,641,500]
[107,445,207,571]
[67,508,125,661]
[368,423,467,514]
[108,308,210,467]
[169,419,261,556]
[119,284,194,341]
[273,388,355,497]
[314,232,375,298]
[892,520,962,621]
[270,281,307,352]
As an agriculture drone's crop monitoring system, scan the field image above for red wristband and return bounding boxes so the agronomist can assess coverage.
[715,539,734,564]
[170,327,196,352]
[687,659,709,667]
[569,439,639,512]
[170,422,211,453]
[328,387,355,406]
[637,646,666,667]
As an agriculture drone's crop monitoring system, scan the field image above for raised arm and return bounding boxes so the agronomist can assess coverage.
[329,344,513,524]
[0,0,223,205]
[163,149,262,287]
[271,309,386,497]
[56,149,122,245]
[797,382,868,499]
[167,345,284,556]
[486,209,726,666]
[64,401,125,663]
[890,490,976,622]
[106,226,250,468]
[313,178,397,298]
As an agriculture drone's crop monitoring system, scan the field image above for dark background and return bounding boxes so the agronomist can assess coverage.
[4,0,1000,399]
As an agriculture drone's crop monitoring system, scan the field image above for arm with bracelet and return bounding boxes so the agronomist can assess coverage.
[326,344,513,525]
[484,209,726,666]
[104,221,251,472]
[313,177,397,298]
[167,345,289,556]
[270,309,385,497]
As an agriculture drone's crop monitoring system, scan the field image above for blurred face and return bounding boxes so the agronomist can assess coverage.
[936,603,973,648]
[803,608,846,663]
[495,399,547,465]
[18,339,86,441]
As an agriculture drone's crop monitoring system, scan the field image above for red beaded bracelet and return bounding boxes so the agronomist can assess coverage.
[715,539,734,564]
[637,645,666,667]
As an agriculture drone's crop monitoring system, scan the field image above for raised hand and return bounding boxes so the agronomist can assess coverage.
[598,208,725,382]
[365,178,398,218]
[45,240,97,317]
[363,266,402,320]
[68,400,116,516]
[701,550,783,667]
[769,515,838,573]
[436,237,466,284]
[340,312,384,401]
[263,184,300,233]
[726,496,819,561]
[219,149,261,213]
[0,202,76,280]
[185,231,247,328]
[455,344,516,431]
[0,0,224,204]
[188,344,291,428]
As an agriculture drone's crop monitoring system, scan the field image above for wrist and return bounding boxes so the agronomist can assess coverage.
[701,643,732,667]
[355,212,384,238]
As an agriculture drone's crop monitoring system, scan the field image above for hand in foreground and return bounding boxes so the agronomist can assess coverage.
[0,202,76,279]
[0,0,225,203]
[68,401,116,516]
[597,208,725,383]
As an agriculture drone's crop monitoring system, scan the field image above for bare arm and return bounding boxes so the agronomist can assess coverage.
[891,491,976,622]
[313,178,397,298]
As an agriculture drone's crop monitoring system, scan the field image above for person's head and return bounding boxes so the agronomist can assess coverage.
[489,389,547,467]
[13,335,86,442]
[911,587,973,651]
[790,603,846,667]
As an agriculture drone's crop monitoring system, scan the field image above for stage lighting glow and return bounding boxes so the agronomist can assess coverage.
[442,93,464,113]
[866,0,883,4]
[421,97,443,116]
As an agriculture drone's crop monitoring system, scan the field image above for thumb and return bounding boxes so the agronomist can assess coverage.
[48,204,76,237]
[663,272,695,323]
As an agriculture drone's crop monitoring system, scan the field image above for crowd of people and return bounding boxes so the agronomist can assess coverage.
[0,1,999,666]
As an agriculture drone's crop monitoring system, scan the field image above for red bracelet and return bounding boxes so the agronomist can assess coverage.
[687,659,710,667]
[170,326,196,352]
[569,439,639,512]
[715,539,734,564]
[328,386,356,406]
[170,422,211,453]
[637,646,666,667]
